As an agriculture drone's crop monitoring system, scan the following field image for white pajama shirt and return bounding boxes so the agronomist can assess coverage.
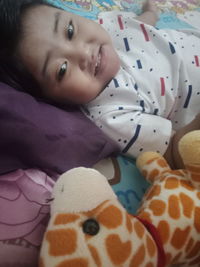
[83,11,200,158]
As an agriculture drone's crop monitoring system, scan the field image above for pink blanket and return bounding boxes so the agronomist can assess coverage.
[0,169,55,267]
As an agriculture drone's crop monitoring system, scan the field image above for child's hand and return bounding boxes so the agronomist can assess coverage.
[142,0,158,14]
[136,0,158,26]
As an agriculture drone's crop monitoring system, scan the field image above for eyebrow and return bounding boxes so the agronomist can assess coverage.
[54,11,61,33]
[41,50,51,77]
[41,11,61,77]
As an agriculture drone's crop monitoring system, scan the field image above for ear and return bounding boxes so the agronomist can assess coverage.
[136,151,170,183]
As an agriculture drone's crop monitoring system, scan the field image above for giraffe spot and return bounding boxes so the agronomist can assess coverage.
[126,213,133,233]
[146,185,161,200]
[171,226,191,249]
[138,211,152,223]
[164,177,179,189]
[194,207,200,233]
[180,180,194,191]
[180,193,194,218]
[134,220,145,238]
[129,244,145,267]
[157,158,168,168]
[148,169,159,182]
[38,258,45,267]
[149,199,166,216]
[157,220,170,244]
[168,195,180,219]
[186,241,200,259]
[106,234,131,265]
[146,235,156,257]
[57,258,88,267]
[46,229,77,256]
[97,205,122,229]
[54,214,80,225]
[88,245,101,267]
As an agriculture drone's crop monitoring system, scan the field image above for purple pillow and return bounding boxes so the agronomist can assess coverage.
[0,82,119,175]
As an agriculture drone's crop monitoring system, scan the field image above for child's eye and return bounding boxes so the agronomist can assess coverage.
[67,20,74,40]
[58,61,67,80]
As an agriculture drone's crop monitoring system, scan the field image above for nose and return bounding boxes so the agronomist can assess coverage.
[66,42,92,72]
[76,44,91,71]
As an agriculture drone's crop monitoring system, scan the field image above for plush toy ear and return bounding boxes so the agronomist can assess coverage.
[136,151,170,183]
[51,167,117,215]
[178,130,200,166]
[179,130,200,189]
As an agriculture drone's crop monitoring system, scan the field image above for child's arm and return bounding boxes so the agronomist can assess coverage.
[136,0,158,26]
[164,114,200,169]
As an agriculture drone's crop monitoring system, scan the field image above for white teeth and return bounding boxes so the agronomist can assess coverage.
[95,53,101,75]
[97,53,101,65]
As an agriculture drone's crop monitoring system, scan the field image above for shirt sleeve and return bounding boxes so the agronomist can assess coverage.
[83,107,173,159]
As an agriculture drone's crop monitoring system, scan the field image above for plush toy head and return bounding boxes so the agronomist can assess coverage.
[39,167,160,267]
[39,130,200,267]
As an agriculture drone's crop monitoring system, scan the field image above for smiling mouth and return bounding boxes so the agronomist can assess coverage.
[94,46,102,76]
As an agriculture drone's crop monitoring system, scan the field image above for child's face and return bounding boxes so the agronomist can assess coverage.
[18,5,120,104]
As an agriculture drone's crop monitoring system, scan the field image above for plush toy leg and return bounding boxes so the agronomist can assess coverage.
[136,151,171,183]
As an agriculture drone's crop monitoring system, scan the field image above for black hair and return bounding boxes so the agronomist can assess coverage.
[0,0,55,98]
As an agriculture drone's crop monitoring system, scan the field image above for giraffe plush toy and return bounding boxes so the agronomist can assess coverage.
[39,130,200,267]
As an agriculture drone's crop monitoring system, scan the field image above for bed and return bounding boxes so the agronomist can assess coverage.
[0,0,200,266]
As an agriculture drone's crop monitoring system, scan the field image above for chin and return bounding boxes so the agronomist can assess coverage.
[76,93,98,105]
[111,52,120,77]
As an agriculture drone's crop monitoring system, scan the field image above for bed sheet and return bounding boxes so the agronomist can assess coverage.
[48,0,200,30]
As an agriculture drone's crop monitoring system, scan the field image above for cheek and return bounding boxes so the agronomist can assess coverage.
[86,20,110,42]
[67,80,99,104]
